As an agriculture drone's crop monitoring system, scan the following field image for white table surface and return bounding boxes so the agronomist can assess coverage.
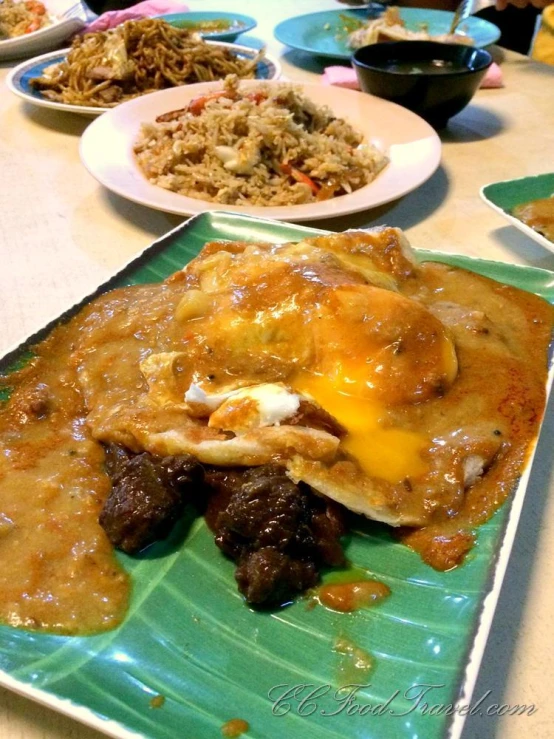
[1,1,554,738]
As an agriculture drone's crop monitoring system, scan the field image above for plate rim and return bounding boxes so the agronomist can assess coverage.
[154,10,258,40]
[78,80,441,222]
[0,210,553,739]
[5,41,282,117]
[480,173,554,254]
[0,668,145,739]
[0,14,86,60]
[6,47,100,116]
[273,7,501,60]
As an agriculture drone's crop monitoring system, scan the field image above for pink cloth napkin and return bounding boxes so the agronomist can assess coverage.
[85,0,189,33]
[322,62,504,89]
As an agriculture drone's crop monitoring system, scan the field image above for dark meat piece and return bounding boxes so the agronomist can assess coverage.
[214,467,310,555]
[309,508,348,567]
[100,446,347,607]
[103,442,134,481]
[286,399,346,438]
[100,453,181,554]
[206,465,347,606]
[100,445,204,554]
[235,548,317,605]
[160,454,205,491]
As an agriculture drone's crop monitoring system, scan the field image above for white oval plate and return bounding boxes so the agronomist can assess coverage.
[79,80,441,222]
[0,0,86,61]
[6,41,281,116]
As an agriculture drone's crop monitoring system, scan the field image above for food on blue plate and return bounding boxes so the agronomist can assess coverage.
[134,75,388,206]
[0,227,552,633]
[29,18,264,108]
[176,18,245,34]
[0,0,50,39]
[347,7,473,49]
[512,195,554,242]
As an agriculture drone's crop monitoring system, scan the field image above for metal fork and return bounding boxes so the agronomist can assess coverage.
[366,1,390,19]
[449,0,474,34]
[61,1,92,22]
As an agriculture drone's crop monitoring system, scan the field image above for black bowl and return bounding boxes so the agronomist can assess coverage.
[352,41,493,129]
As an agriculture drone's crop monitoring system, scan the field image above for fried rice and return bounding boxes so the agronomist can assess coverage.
[133,75,388,207]
[0,0,49,39]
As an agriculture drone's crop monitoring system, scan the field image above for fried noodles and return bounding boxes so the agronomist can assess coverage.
[29,18,264,108]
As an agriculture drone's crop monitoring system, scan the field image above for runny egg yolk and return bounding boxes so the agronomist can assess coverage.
[289,284,459,484]
[293,370,429,483]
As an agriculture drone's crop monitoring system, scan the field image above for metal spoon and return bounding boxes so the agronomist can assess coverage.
[449,0,474,34]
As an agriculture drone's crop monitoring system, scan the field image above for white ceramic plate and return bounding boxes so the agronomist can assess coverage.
[0,0,87,61]
[6,42,281,116]
[79,81,441,222]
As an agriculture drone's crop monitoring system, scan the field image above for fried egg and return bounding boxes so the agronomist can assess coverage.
[80,227,477,526]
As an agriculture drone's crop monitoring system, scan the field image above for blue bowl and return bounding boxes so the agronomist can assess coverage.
[156,11,257,42]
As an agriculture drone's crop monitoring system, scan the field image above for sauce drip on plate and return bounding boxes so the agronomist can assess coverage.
[316,571,391,613]
[513,197,554,242]
[221,718,250,737]
[334,636,374,683]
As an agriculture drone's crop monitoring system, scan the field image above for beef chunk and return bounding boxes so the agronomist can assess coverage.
[100,453,181,554]
[100,447,348,607]
[159,454,205,492]
[206,465,347,606]
[103,442,134,481]
[309,507,348,567]
[213,466,311,555]
[235,548,318,605]
[99,445,204,554]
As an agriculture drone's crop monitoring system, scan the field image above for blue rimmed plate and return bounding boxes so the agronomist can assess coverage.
[6,41,280,117]
[155,11,257,42]
[274,7,501,61]
[0,210,552,739]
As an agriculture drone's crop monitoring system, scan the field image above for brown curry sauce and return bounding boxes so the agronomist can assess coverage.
[0,247,552,634]
[513,197,554,243]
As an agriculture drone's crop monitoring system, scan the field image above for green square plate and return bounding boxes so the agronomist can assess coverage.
[1,211,553,739]
[481,173,554,253]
